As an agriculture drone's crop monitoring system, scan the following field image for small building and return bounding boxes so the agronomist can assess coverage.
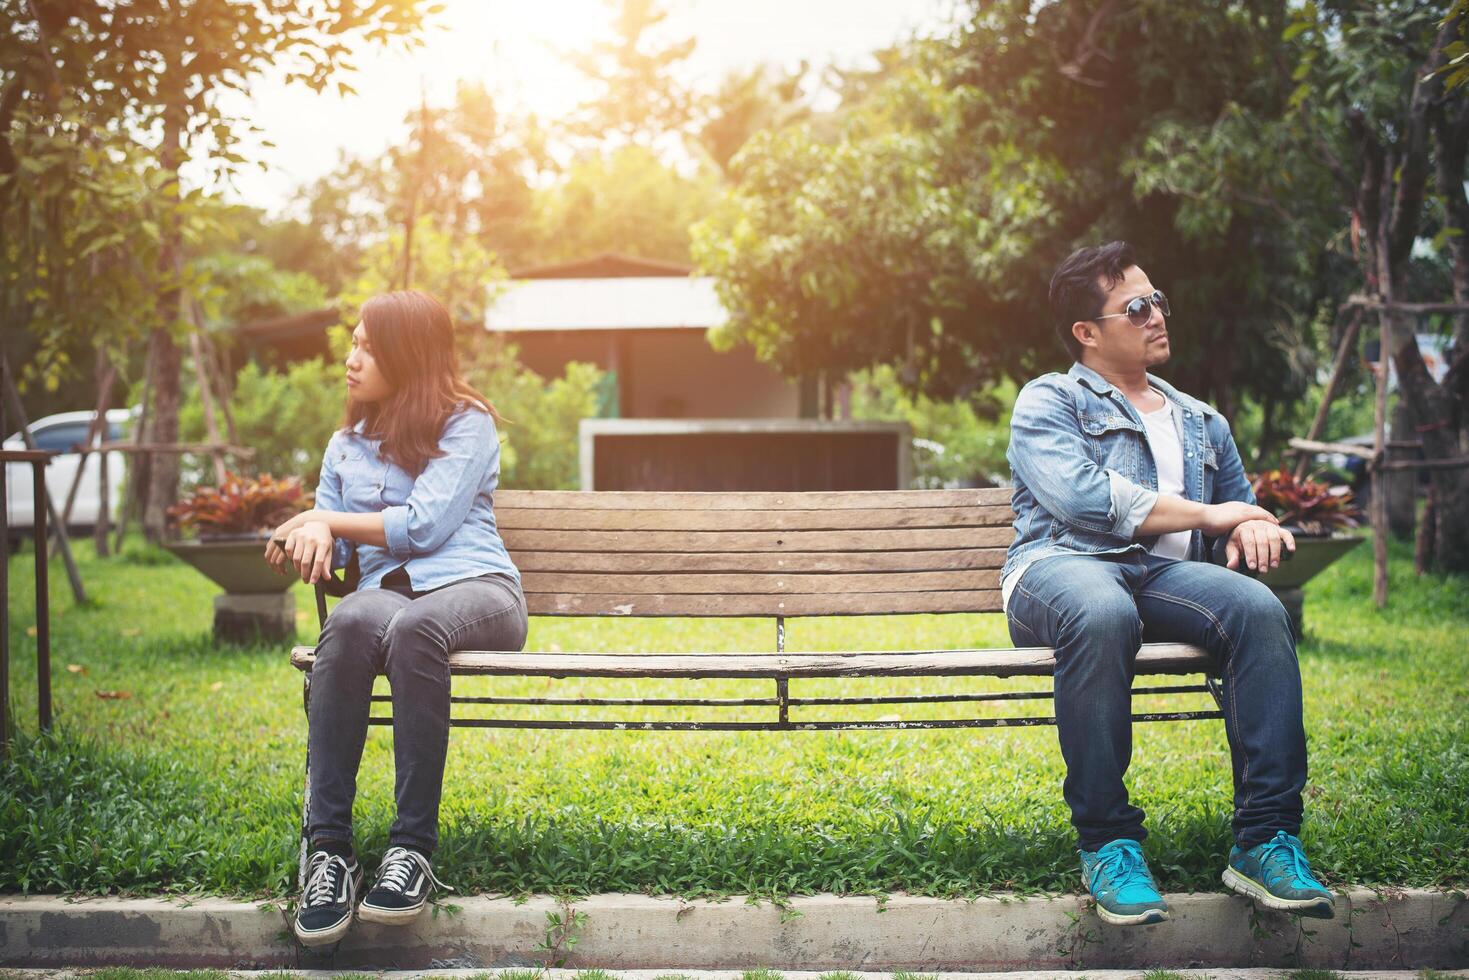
[484,253,802,419]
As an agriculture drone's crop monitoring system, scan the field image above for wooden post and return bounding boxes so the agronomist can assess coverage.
[1415,485,1437,575]
[1,452,10,756]
[114,350,156,553]
[189,332,229,485]
[1,357,86,604]
[32,461,51,731]
[1294,309,1363,482]
[54,364,117,554]
[1372,303,1391,608]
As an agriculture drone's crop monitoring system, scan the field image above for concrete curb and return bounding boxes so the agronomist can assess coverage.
[2,972,1467,980]
[1,890,1466,971]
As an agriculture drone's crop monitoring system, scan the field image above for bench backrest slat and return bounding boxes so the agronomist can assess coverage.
[526,590,999,617]
[521,570,999,595]
[499,489,1013,510]
[512,547,1006,574]
[500,526,1011,554]
[496,489,1013,618]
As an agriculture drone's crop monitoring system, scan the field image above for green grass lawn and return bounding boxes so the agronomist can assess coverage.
[1,534,1465,899]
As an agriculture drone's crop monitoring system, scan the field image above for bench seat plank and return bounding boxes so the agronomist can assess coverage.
[290,642,1215,678]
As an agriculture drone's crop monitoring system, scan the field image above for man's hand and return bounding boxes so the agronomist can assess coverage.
[1225,518,1295,575]
[1199,501,1278,538]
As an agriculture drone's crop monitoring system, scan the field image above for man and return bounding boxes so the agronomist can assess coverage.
[1003,241,1334,926]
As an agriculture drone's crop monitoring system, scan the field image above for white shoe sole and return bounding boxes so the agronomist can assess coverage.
[1222,866,1335,916]
[294,913,352,947]
[1093,902,1170,926]
[357,899,427,925]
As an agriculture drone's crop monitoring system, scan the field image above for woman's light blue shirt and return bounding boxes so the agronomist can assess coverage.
[314,406,520,591]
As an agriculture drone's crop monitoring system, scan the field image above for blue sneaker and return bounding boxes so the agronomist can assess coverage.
[1223,831,1335,919]
[1079,838,1170,926]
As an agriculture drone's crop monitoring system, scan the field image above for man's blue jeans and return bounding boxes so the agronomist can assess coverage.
[1005,552,1306,852]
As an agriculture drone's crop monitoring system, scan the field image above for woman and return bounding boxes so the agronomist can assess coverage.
[267,290,526,948]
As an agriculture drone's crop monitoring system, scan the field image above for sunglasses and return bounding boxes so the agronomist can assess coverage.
[1093,289,1170,328]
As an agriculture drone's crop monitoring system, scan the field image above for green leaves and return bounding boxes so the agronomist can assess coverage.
[3,0,435,390]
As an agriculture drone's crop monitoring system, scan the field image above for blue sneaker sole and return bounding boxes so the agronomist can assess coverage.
[1093,902,1170,926]
[1223,866,1335,918]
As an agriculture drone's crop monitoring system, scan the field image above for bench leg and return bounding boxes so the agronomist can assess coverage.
[298,672,312,893]
[1205,675,1225,711]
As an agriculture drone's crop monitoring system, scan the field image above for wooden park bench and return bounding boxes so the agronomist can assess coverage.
[288,488,1223,882]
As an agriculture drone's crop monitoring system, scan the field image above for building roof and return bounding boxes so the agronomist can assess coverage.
[485,275,727,332]
[510,252,694,280]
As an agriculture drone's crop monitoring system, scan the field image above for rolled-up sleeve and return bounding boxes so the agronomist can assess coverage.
[314,438,356,572]
[382,409,498,560]
[1007,379,1158,539]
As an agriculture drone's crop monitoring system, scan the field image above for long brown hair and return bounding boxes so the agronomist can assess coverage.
[346,290,498,476]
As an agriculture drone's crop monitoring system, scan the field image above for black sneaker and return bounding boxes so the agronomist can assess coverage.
[357,845,450,925]
[294,850,362,947]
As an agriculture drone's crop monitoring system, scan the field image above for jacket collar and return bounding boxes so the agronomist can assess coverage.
[1067,362,1217,417]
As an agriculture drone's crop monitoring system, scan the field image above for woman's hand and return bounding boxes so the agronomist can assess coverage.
[271,520,335,585]
[265,509,320,572]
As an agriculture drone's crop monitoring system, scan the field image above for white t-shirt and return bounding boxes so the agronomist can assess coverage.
[1140,394,1191,561]
[1001,388,1190,613]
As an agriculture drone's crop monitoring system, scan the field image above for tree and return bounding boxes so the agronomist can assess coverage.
[693,63,812,175]
[529,145,720,266]
[694,0,1340,419]
[341,215,505,325]
[298,80,548,277]
[563,0,696,148]
[2,1,433,538]
[1288,0,1469,573]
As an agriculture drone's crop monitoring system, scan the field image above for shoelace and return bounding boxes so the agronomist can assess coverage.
[1256,832,1318,887]
[303,852,351,907]
[374,845,452,894]
[1093,843,1155,896]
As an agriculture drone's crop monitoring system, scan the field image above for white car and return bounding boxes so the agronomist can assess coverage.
[4,409,131,543]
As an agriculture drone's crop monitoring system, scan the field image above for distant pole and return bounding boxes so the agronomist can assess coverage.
[400,77,429,291]
[1372,299,1392,609]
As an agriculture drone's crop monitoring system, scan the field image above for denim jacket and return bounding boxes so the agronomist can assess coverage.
[314,406,520,592]
[1001,362,1254,586]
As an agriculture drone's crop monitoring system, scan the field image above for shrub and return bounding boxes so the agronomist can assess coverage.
[463,337,607,490]
[166,472,310,537]
[178,357,344,488]
[1250,468,1363,535]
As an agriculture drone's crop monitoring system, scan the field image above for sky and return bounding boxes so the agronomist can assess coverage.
[206,0,963,216]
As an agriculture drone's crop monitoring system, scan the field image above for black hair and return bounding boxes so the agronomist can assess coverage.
[1048,241,1136,361]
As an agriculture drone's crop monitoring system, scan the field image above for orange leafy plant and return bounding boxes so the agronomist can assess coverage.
[1249,469,1362,536]
[167,472,311,537]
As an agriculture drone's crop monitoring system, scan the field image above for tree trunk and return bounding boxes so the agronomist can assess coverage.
[142,93,185,541]
[1428,94,1469,572]
[1387,397,1416,540]
[1349,17,1469,574]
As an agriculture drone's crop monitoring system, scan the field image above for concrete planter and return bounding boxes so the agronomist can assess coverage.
[1268,531,1365,639]
[163,535,296,643]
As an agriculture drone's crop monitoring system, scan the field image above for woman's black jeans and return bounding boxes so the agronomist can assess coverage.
[306,571,528,855]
